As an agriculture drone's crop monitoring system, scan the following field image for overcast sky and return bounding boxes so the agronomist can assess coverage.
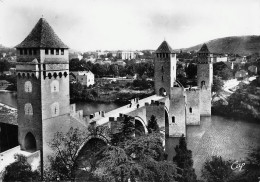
[0,0,260,51]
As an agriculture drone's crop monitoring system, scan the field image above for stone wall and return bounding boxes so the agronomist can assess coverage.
[185,89,200,125]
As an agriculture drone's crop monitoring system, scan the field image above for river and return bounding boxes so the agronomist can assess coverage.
[0,91,260,178]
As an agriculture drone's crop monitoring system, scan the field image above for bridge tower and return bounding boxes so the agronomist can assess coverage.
[15,18,70,160]
[154,40,177,97]
[154,41,186,160]
[197,43,213,116]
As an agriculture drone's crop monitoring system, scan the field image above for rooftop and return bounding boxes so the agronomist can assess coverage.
[15,18,69,49]
[198,43,210,53]
[155,41,176,53]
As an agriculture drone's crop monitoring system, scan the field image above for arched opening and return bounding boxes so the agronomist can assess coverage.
[135,118,146,137]
[76,138,107,178]
[24,132,36,152]
[201,81,205,87]
[159,87,167,96]
[48,73,52,79]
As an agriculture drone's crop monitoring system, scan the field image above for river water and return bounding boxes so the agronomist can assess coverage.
[1,91,260,178]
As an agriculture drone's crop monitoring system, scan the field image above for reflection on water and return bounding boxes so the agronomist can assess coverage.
[187,116,260,178]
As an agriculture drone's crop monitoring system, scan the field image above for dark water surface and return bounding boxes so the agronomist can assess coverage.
[1,91,259,178]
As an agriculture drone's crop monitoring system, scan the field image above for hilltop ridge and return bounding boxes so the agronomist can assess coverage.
[181,35,260,56]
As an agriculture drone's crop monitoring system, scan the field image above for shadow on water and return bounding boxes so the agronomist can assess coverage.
[187,115,260,178]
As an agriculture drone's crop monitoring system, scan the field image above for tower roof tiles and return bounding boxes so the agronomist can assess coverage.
[198,43,210,53]
[15,18,69,49]
[155,41,176,53]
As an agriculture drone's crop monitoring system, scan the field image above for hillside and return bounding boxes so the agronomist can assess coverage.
[182,35,260,56]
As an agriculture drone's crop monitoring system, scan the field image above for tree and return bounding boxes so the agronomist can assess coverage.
[147,115,160,133]
[173,134,197,182]
[3,154,40,182]
[201,156,233,182]
[212,76,224,93]
[185,63,197,79]
[96,132,179,182]
[47,127,87,181]
[110,115,135,146]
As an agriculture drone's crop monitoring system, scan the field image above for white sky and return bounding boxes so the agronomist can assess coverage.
[0,0,260,51]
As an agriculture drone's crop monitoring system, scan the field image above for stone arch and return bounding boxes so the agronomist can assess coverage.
[134,116,148,136]
[48,73,52,79]
[75,136,108,172]
[53,72,58,79]
[159,87,167,96]
[24,132,37,152]
[201,80,205,86]
[58,72,62,78]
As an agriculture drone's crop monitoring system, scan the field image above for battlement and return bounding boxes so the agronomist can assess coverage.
[184,86,199,92]
[145,100,165,106]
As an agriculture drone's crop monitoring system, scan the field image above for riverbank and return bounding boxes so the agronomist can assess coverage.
[212,78,260,123]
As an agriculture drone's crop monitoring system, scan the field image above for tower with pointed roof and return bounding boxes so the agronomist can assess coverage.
[154,41,186,160]
[197,43,213,116]
[154,40,177,97]
[15,18,70,157]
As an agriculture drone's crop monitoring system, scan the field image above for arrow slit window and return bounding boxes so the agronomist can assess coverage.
[51,102,59,117]
[51,80,59,92]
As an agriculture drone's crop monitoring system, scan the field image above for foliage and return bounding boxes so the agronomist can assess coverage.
[185,63,197,79]
[0,59,12,72]
[3,154,40,182]
[132,79,153,90]
[110,115,135,146]
[147,115,160,133]
[69,59,155,78]
[96,132,178,182]
[201,156,233,182]
[212,76,224,93]
[47,127,87,181]
[213,62,233,80]
[173,134,197,182]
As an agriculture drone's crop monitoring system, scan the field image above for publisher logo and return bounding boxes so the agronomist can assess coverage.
[231,161,245,171]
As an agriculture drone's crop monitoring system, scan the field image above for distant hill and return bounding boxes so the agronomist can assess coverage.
[182,35,260,56]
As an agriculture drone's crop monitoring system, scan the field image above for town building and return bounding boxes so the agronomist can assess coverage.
[70,71,95,87]
[117,50,136,60]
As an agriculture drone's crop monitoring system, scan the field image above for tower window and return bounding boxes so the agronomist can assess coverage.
[24,81,32,93]
[45,49,49,55]
[24,49,27,55]
[56,49,59,55]
[61,49,64,55]
[33,49,37,55]
[29,49,32,55]
[161,66,164,72]
[189,107,192,113]
[172,116,175,123]
[162,76,164,81]
[24,103,33,115]
[51,49,54,55]
[51,80,59,92]
[201,81,205,87]
[20,49,23,55]
[51,102,59,117]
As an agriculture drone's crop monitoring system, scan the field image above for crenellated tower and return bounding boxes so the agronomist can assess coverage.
[197,43,213,116]
[154,41,186,160]
[15,18,70,157]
